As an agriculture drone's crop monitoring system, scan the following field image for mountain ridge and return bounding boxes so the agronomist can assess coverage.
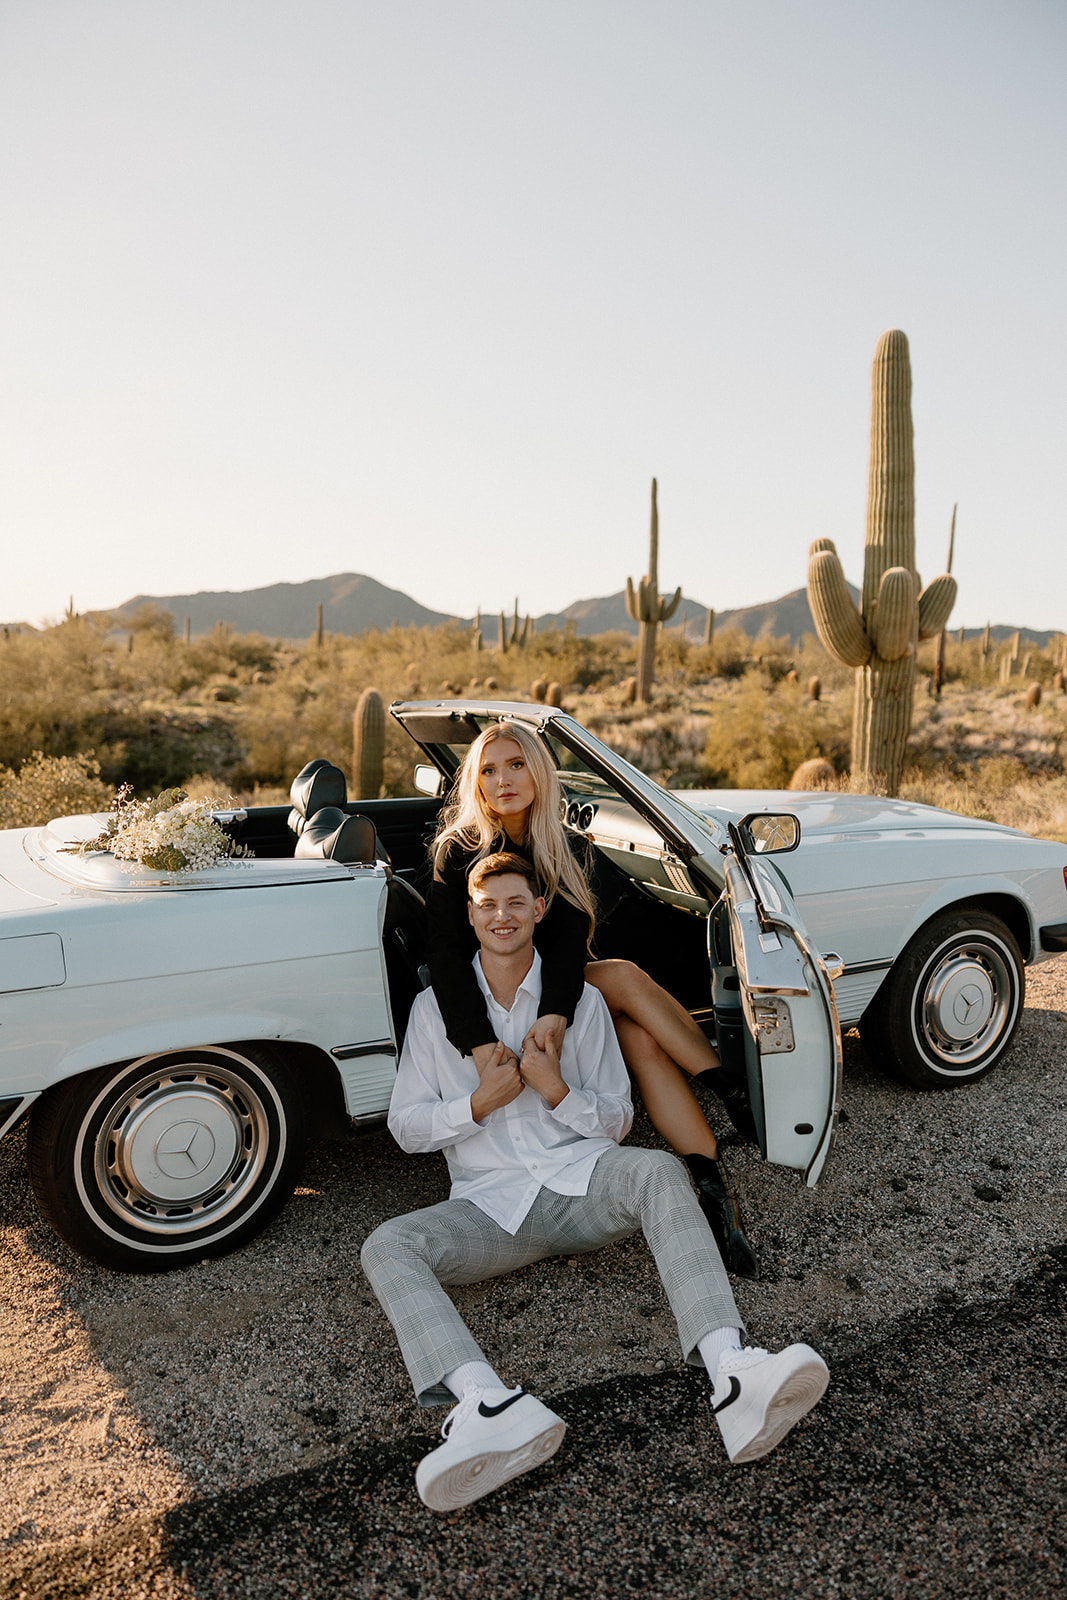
[109,573,1058,649]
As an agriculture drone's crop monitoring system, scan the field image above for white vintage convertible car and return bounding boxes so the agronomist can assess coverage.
[2,699,1065,1272]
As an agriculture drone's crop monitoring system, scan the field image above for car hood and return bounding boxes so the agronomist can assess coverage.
[676,789,1020,839]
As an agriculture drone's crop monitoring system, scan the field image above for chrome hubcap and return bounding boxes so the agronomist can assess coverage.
[86,1061,275,1237]
[919,940,1015,1068]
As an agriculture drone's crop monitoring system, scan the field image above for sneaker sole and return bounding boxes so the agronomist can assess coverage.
[720,1353,829,1464]
[416,1415,567,1512]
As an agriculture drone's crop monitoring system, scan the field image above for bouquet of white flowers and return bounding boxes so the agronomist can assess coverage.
[71,786,251,872]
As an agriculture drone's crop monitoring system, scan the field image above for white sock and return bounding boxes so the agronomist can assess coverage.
[442,1359,506,1399]
[697,1326,744,1390]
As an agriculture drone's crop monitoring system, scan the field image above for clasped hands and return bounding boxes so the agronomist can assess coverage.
[469,1013,568,1121]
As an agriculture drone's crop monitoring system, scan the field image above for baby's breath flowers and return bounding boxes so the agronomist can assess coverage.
[70,786,252,872]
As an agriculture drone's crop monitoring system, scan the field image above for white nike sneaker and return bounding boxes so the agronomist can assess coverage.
[712,1343,829,1463]
[415,1386,567,1512]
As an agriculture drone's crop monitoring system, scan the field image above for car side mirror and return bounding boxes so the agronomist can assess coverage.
[414,764,444,798]
[738,812,800,854]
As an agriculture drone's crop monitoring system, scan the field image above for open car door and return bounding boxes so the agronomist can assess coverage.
[710,815,843,1186]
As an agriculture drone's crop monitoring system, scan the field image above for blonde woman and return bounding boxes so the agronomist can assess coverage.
[426,720,758,1277]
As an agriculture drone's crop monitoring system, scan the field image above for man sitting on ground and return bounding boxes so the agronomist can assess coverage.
[361,852,829,1512]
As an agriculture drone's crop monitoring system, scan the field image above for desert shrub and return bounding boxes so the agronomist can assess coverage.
[124,602,177,640]
[895,759,1067,841]
[0,751,115,829]
[185,627,278,681]
[695,627,752,681]
[93,710,245,791]
[701,675,850,788]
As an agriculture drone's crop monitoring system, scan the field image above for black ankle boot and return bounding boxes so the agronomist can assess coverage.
[685,1152,759,1279]
[693,1067,758,1145]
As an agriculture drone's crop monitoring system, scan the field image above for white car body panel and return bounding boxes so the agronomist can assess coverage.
[678,788,1067,1023]
[0,819,399,1116]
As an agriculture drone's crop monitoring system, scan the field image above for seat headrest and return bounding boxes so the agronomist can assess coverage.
[294,806,377,865]
[288,760,348,836]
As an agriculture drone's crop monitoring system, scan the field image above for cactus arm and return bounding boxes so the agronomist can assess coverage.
[660,586,682,622]
[625,576,639,623]
[917,574,958,641]
[870,567,916,661]
[808,546,871,667]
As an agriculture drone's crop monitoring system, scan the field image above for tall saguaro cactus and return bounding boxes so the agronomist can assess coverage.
[807,330,957,793]
[625,478,681,702]
[352,687,385,800]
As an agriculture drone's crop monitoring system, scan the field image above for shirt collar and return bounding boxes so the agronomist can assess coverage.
[473,947,542,1013]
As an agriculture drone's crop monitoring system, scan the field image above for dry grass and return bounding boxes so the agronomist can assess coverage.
[1,613,1066,838]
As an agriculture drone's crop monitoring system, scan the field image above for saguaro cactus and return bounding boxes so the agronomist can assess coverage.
[931,504,956,697]
[352,687,385,800]
[625,478,681,702]
[807,330,957,793]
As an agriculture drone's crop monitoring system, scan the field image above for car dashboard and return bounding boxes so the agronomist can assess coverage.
[561,787,713,917]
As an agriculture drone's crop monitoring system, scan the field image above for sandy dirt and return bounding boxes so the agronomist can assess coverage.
[1,960,1065,1596]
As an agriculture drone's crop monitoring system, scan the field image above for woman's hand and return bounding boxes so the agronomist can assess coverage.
[519,1032,568,1109]
[471,1039,516,1076]
[470,1041,523,1122]
[522,1014,567,1057]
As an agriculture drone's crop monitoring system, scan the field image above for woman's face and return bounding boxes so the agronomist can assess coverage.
[476,737,537,835]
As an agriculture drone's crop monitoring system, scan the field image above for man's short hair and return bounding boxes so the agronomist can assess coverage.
[467,851,540,898]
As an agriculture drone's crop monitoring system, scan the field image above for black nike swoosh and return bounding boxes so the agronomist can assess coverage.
[478,1390,526,1418]
[712,1376,741,1414]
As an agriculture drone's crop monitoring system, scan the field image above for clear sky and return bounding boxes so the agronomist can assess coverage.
[2,1,1065,631]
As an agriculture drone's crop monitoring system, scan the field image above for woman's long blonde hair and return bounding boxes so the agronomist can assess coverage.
[433,721,595,938]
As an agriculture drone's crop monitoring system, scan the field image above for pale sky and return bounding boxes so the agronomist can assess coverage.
[2,1,1065,631]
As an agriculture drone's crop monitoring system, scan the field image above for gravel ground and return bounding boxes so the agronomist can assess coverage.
[1,960,1065,1599]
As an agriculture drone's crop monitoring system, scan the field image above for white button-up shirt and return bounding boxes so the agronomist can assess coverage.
[388,950,633,1234]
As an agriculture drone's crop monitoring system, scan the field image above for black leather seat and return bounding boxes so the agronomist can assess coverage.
[288,760,348,837]
[293,806,377,865]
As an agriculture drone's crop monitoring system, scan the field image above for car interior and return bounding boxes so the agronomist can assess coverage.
[225,724,719,1042]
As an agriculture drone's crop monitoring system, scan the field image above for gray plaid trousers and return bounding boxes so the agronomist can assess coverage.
[360,1145,744,1406]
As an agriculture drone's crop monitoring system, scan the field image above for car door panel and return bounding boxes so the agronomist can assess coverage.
[715,852,842,1186]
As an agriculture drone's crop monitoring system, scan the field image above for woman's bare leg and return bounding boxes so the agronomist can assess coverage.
[586,959,720,1078]
[613,1018,758,1277]
[613,1017,718,1159]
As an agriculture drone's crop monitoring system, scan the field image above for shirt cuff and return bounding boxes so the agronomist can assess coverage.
[439,1094,482,1137]
[548,1086,593,1129]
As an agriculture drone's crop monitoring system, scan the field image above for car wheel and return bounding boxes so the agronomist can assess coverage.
[861,911,1024,1089]
[28,1044,307,1272]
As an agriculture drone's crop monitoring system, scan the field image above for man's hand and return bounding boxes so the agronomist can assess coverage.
[519,1031,568,1110]
[522,1013,567,1057]
[470,1040,524,1122]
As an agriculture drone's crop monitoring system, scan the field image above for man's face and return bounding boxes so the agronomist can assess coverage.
[468,872,545,958]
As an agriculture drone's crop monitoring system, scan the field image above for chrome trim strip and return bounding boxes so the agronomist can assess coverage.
[331,1040,398,1061]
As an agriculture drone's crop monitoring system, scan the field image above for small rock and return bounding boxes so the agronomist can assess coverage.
[890,1176,908,1192]
[988,1155,1011,1170]
[974,1185,1004,1202]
